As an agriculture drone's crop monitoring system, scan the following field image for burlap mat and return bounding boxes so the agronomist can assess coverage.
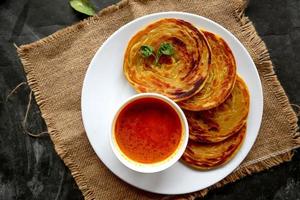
[17,0,300,199]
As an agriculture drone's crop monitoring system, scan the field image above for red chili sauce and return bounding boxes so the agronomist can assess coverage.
[115,97,182,164]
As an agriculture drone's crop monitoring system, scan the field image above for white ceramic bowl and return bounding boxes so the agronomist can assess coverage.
[110,93,189,173]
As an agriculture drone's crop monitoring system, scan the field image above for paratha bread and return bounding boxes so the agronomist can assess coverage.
[185,76,250,143]
[123,18,211,102]
[181,125,246,170]
[179,30,236,111]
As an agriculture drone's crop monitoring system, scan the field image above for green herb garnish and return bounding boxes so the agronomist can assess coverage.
[69,0,96,16]
[155,42,174,65]
[140,45,155,58]
[158,43,174,56]
[140,42,174,65]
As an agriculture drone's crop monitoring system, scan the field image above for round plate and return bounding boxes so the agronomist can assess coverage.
[81,12,263,195]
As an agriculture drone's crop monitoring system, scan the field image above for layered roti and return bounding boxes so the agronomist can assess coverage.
[179,31,236,111]
[123,18,211,102]
[185,76,250,143]
[181,125,246,170]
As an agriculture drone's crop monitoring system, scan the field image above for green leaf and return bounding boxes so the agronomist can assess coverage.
[140,43,175,65]
[155,42,174,65]
[69,0,96,16]
[158,42,174,56]
[140,45,154,58]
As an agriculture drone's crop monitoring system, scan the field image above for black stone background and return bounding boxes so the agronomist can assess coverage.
[0,0,299,199]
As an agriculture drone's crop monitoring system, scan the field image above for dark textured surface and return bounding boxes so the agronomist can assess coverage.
[0,0,299,199]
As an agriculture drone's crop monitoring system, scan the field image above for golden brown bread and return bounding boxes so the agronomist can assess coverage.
[185,76,250,143]
[123,18,211,102]
[179,30,236,111]
[123,19,250,170]
[181,125,246,170]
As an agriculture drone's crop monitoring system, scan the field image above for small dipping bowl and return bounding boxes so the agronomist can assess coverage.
[110,93,189,173]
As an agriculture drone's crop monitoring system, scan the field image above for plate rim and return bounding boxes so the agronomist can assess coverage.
[81,11,263,195]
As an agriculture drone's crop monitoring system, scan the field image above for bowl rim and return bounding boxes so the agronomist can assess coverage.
[110,93,189,173]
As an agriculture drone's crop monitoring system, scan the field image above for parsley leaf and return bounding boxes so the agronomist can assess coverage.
[155,43,174,64]
[140,43,174,65]
[140,45,154,58]
[158,42,174,56]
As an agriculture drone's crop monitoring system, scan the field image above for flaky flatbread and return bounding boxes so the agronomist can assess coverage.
[185,76,249,143]
[181,125,246,170]
[123,18,211,102]
[179,31,236,110]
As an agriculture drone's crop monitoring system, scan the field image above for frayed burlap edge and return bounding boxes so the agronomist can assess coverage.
[17,0,300,199]
[17,1,130,199]
[16,52,96,199]
[183,2,300,199]
[173,151,294,200]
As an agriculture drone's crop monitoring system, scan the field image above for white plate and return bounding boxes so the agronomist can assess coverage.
[81,12,263,195]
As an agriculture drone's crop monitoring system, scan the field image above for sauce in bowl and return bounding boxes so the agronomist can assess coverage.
[114,97,182,164]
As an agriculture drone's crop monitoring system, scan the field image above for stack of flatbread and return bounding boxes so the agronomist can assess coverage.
[123,18,250,169]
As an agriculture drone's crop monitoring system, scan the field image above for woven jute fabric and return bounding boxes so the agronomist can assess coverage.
[18,0,300,199]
